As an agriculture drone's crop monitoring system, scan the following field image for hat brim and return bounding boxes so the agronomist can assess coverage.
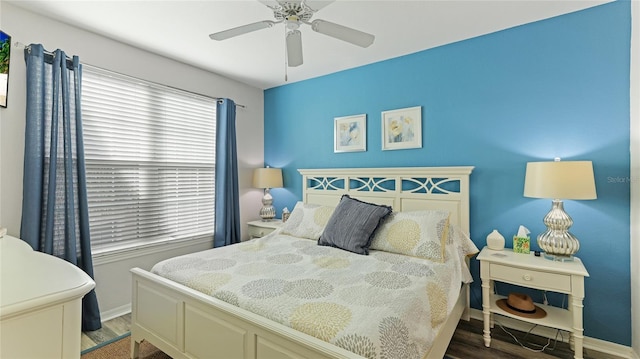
[496,298,547,319]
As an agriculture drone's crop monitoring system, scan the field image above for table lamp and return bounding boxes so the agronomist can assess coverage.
[253,167,283,221]
[523,159,597,261]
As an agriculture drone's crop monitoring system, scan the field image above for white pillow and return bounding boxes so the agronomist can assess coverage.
[445,225,479,283]
[446,224,480,259]
[369,210,451,262]
[280,202,336,240]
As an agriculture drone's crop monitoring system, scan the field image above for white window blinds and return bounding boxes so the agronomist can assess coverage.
[81,66,216,250]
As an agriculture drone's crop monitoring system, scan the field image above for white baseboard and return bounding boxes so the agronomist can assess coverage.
[469,309,636,359]
[100,303,131,323]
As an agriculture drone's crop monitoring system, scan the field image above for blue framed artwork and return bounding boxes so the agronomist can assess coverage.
[334,114,367,153]
[0,30,10,108]
[381,106,422,150]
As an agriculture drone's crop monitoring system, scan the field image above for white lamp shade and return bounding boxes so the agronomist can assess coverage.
[524,161,597,200]
[253,168,283,189]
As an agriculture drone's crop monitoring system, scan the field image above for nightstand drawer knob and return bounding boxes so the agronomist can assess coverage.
[523,274,532,281]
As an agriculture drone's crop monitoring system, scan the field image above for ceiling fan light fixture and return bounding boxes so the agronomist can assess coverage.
[286,15,301,30]
[311,19,374,48]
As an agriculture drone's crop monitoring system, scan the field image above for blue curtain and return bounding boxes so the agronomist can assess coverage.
[20,44,101,331]
[214,98,241,247]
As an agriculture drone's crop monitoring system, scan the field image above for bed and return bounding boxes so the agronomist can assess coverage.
[130,166,476,359]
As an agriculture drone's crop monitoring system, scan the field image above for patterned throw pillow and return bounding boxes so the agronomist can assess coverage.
[280,202,336,240]
[318,195,392,255]
[369,210,451,262]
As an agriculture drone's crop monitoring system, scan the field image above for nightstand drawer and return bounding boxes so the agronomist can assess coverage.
[247,220,283,239]
[490,263,571,292]
[247,226,275,238]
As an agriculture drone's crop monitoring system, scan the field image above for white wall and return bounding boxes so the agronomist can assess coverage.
[0,3,265,318]
[631,1,640,356]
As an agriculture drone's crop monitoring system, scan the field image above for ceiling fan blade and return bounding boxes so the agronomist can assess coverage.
[286,30,303,67]
[259,0,306,8]
[304,0,335,12]
[209,21,275,41]
[311,19,374,48]
[257,0,281,9]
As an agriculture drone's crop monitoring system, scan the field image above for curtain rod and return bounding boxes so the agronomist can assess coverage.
[15,41,65,58]
[14,41,246,109]
[16,41,75,69]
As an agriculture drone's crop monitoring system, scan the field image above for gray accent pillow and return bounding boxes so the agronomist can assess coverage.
[318,195,392,255]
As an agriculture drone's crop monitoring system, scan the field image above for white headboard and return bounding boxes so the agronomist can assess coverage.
[298,167,474,235]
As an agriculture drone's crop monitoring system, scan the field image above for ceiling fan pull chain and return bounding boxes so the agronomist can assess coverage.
[284,25,288,81]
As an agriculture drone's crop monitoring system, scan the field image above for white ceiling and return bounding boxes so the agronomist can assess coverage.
[9,0,611,90]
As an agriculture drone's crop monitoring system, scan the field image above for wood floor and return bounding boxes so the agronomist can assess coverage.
[81,313,131,351]
[446,318,623,359]
[82,314,624,359]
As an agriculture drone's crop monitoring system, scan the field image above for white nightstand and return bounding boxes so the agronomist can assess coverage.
[247,220,283,239]
[477,247,589,359]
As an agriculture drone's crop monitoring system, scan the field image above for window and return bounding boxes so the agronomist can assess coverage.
[81,66,216,250]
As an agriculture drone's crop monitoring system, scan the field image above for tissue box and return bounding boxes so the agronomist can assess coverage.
[513,236,530,254]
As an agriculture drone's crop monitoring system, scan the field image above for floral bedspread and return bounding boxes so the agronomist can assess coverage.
[151,232,472,359]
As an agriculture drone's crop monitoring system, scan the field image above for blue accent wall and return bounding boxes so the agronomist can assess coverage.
[265,2,631,345]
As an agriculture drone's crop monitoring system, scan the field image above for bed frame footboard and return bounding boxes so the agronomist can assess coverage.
[130,268,469,359]
[131,268,363,359]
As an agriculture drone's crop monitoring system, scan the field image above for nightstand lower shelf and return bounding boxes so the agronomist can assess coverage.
[489,294,573,332]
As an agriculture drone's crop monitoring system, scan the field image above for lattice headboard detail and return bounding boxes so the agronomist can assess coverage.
[298,167,474,235]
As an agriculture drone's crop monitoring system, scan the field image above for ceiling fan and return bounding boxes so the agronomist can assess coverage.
[209,0,375,67]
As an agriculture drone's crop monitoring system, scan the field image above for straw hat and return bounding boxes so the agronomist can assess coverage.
[496,293,546,319]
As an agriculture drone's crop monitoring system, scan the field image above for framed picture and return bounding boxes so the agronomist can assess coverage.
[0,30,10,108]
[334,114,366,153]
[381,106,422,150]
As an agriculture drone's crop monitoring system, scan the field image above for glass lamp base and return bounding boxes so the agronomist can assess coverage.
[537,199,580,261]
[543,252,575,262]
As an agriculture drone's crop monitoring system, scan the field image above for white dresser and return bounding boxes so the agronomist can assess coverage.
[0,234,96,359]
